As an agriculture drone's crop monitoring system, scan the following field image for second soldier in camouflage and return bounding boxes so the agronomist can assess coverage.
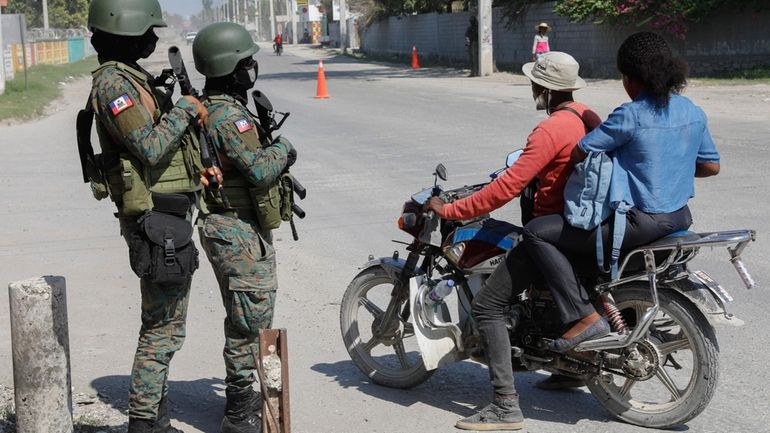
[192,22,297,433]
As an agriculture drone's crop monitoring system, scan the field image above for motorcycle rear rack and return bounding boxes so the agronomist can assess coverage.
[574,229,756,353]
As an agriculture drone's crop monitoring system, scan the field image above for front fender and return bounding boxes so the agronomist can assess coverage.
[358,256,424,282]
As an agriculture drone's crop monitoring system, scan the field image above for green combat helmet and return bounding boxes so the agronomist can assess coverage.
[88,0,167,36]
[193,22,259,78]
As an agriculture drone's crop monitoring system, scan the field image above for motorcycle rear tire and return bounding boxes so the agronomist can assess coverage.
[340,266,434,389]
[586,285,719,428]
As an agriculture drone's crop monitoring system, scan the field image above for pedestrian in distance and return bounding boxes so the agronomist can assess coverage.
[82,0,215,432]
[192,22,298,433]
[466,15,479,77]
[426,51,601,431]
[532,22,551,61]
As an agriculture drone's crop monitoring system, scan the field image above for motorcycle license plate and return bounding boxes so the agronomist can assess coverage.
[692,270,734,303]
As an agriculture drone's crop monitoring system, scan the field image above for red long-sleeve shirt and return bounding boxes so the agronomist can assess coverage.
[443,102,601,220]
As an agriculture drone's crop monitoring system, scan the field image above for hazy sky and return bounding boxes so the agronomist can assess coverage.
[159,0,207,17]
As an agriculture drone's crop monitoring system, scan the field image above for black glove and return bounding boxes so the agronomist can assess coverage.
[286,147,297,169]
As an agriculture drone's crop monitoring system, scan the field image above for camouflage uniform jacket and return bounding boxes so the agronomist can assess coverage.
[201,92,291,213]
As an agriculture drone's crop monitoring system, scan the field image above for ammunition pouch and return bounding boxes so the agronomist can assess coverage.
[107,154,154,216]
[251,183,282,230]
[129,193,198,287]
[279,173,295,222]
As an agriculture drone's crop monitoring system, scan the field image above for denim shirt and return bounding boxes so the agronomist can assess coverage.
[578,93,720,214]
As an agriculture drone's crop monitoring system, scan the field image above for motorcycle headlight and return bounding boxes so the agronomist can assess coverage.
[444,242,466,266]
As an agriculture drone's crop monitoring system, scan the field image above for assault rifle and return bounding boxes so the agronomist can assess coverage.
[167,46,231,209]
[252,89,307,240]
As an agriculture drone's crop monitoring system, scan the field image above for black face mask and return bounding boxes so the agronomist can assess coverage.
[92,29,158,65]
[138,30,159,59]
[230,58,259,99]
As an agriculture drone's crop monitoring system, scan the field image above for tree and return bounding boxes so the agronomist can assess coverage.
[5,0,89,28]
[494,0,769,39]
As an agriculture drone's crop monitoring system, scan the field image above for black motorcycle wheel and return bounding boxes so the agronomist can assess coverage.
[586,284,719,428]
[340,266,434,389]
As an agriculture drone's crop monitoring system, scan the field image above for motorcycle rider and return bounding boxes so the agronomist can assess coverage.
[273,34,283,55]
[426,51,601,431]
[522,31,720,353]
[192,22,297,433]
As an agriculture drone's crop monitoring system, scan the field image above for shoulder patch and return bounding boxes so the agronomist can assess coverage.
[234,118,252,133]
[109,94,134,116]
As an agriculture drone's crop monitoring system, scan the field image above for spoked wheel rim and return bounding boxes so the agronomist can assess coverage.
[595,297,701,413]
[341,271,428,382]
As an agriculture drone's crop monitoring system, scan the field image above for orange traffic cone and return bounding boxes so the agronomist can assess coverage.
[411,45,420,69]
[315,60,330,99]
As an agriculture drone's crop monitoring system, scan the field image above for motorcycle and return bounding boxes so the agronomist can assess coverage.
[274,43,283,56]
[339,151,757,429]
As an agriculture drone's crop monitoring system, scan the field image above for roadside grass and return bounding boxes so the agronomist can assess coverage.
[693,67,770,85]
[0,56,98,121]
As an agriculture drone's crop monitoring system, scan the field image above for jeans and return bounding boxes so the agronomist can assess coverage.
[471,245,537,395]
[522,206,693,324]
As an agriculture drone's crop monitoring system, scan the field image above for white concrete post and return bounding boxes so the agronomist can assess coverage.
[8,276,73,433]
[477,0,493,76]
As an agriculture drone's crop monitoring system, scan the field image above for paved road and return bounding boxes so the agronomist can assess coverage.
[1,40,769,433]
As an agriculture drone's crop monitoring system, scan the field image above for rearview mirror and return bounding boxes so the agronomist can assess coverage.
[434,164,448,181]
[506,150,524,168]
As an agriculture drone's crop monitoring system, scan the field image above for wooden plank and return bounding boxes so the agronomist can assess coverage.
[258,328,291,433]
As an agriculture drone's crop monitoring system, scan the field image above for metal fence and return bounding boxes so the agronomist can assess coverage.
[2,15,94,80]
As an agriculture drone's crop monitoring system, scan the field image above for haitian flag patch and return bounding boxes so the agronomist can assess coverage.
[109,94,134,116]
[234,118,252,133]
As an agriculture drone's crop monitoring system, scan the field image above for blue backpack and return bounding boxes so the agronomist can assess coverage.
[564,151,630,279]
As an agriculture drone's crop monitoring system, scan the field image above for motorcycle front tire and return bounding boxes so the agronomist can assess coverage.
[340,266,434,389]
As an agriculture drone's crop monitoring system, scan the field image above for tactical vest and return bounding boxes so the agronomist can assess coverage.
[91,61,202,215]
[203,95,282,229]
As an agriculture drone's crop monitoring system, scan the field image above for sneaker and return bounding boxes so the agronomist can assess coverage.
[455,395,524,431]
[535,374,584,390]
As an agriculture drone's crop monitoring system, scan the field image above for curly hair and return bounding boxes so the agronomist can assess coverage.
[617,32,688,107]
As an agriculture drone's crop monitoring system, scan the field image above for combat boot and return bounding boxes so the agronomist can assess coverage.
[220,388,262,433]
[155,396,185,433]
[128,418,154,433]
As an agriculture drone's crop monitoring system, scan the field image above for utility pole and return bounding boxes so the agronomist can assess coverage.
[0,3,5,96]
[269,0,275,40]
[256,0,262,40]
[290,0,297,45]
[41,0,49,30]
[339,0,347,53]
[477,0,493,76]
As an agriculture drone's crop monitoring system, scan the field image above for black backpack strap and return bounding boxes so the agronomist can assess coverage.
[557,105,592,133]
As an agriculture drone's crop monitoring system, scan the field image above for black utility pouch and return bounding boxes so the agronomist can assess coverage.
[135,209,199,287]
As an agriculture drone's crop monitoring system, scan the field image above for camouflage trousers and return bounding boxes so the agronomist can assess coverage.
[119,215,192,421]
[199,214,278,393]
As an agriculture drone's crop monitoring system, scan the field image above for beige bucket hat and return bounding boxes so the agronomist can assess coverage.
[522,51,586,92]
[535,22,550,31]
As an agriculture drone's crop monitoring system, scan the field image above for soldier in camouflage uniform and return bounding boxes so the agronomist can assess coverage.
[192,23,297,433]
[85,1,212,432]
